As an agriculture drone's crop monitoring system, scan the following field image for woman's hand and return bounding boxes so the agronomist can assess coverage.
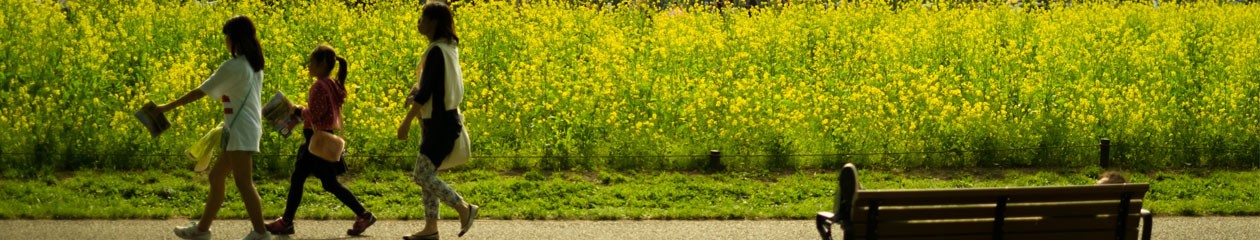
[398,99,424,140]
[396,121,411,140]
[405,83,420,105]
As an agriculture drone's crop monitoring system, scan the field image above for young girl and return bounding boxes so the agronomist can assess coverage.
[161,15,271,240]
[264,45,376,236]
[396,2,479,239]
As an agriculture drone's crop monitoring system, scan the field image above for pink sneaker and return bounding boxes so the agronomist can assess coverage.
[346,212,376,236]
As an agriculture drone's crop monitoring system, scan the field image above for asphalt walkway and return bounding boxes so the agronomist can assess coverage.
[0,217,1252,239]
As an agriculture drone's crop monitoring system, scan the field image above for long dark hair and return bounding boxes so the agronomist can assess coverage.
[420,1,459,43]
[222,15,265,72]
[308,44,348,87]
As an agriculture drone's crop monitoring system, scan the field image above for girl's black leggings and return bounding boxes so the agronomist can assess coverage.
[282,129,367,220]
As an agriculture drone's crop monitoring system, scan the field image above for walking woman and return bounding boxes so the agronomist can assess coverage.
[265,44,376,236]
[161,15,272,240]
[396,2,478,239]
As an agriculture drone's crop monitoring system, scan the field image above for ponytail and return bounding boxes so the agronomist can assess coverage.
[307,44,345,86]
[335,57,348,88]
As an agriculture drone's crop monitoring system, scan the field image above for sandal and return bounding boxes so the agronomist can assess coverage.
[403,232,439,240]
[458,204,479,237]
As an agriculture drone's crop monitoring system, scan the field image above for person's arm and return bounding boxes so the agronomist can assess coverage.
[397,102,423,140]
[158,89,205,113]
[399,48,445,140]
[163,59,235,113]
[408,57,425,101]
[411,48,446,106]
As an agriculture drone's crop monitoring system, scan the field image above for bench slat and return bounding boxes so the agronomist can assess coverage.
[854,184,1148,206]
[846,215,1140,237]
[854,193,1147,206]
[852,201,1144,222]
[856,184,1148,199]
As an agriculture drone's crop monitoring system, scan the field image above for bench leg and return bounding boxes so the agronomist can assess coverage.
[1141,209,1153,240]
[816,212,834,240]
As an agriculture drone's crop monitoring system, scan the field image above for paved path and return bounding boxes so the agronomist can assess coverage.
[0,217,1255,239]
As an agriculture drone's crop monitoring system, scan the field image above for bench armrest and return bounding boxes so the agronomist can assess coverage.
[1140,209,1153,240]
[816,212,835,240]
[834,163,860,222]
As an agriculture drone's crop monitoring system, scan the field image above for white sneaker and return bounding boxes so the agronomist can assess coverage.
[173,221,211,240]
[242,230,273,240]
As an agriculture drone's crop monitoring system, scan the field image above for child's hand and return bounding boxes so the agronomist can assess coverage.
[293,105,306,118]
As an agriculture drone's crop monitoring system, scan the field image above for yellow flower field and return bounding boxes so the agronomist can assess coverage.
[0,0,1256,175]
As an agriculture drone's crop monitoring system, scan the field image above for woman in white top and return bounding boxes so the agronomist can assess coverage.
[159,15,272,240]
[396,2,478,239]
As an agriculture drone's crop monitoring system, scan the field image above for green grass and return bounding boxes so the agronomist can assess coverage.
[1,168,1258,220]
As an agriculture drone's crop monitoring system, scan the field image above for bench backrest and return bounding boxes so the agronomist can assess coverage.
[843,184,1150,240]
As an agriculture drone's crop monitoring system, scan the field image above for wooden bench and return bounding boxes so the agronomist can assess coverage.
[815,163,1153,240]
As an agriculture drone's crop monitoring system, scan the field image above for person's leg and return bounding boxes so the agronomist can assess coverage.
[420,187,440,234]
[225,151,267,233]
[413,157,442,235]
[282,152,313,221]
[411,155,468,235]
[317,173,367,216]
[267,146,312,235]
[317,169,377,236]
[196,154,235,232]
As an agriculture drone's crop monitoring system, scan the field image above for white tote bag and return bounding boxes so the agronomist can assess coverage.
[438,113,470,170]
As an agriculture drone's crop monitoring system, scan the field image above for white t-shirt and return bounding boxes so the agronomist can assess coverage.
[198,56,264,152]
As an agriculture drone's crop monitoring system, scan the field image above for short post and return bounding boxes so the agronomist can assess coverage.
[1100,138,1111,168]
[708,150,725,172]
